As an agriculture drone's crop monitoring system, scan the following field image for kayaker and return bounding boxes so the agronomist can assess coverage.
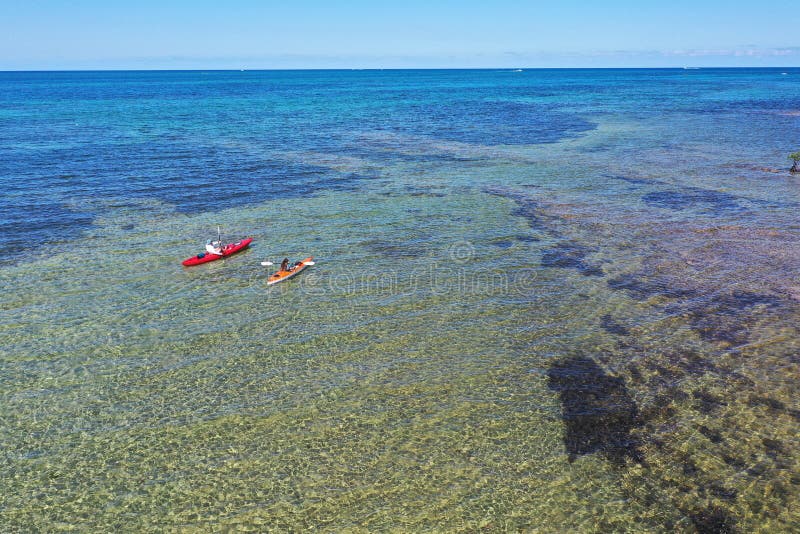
[280,258,289,271]
[205,239,223,255]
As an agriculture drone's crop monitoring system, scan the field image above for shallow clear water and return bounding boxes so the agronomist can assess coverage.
[1,69,799,531]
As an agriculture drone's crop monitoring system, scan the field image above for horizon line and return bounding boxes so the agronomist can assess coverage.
[2,66,799,73]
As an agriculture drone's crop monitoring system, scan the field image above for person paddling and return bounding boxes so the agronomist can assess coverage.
[205,239,223,256]
[280,258,289,271]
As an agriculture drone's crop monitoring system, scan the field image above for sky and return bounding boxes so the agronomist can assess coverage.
[2,0,799,69]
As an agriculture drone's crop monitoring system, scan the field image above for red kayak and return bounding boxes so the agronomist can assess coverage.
[182,238,253,266]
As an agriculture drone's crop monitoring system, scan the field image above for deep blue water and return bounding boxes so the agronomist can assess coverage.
[2,68,798,263]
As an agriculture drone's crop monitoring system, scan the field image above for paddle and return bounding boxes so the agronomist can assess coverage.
[260,260,315,266]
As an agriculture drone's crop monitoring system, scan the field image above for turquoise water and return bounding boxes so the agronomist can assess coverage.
[1,69,799,531]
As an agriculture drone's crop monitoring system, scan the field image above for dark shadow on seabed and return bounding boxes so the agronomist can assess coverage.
[547,355,644,465]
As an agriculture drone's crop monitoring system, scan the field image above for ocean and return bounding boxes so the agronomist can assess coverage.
[1,69,799,531]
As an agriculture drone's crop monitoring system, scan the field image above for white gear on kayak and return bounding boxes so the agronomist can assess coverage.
[205,240,223,255]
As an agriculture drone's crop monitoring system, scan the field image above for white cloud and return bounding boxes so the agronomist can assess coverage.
[664,47,800,58]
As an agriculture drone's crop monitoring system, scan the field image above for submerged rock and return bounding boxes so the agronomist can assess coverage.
[600,314,630,336]
[687,291,783,344]
[540,242,604,276]
[689,506,738,534]
[641,188,743,214]
[607,273,698,300]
